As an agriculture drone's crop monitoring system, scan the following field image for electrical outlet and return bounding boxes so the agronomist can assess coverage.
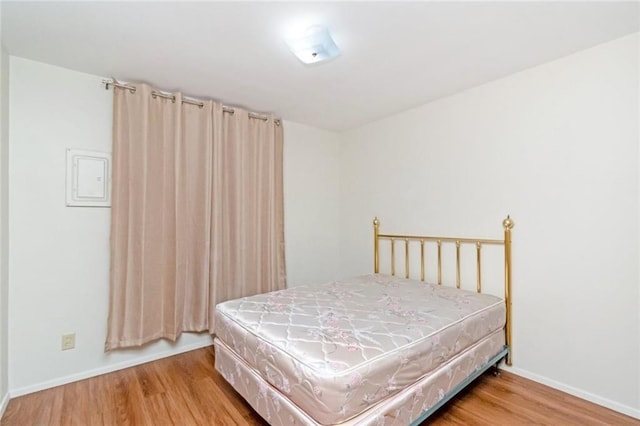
[61,333,76,350]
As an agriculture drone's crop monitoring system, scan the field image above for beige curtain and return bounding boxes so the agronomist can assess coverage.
[209,109,286,331]
[106,84,285,351]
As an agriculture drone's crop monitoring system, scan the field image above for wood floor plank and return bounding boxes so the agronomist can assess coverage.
[1,346,637,426]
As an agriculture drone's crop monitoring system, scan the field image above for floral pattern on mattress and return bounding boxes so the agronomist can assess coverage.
[215,274,505,425]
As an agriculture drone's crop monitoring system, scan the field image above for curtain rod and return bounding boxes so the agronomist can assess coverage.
[102,79,281,125]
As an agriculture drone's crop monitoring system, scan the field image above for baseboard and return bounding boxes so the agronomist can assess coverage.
[10,338,214,398]
[506,366,640,420]
[0,390,9,419]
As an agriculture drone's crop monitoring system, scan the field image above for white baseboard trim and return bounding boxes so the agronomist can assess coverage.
[506,366,640,420]
[10,339,214,398]
[0,391,9,419]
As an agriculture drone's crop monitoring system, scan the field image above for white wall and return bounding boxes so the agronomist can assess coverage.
[7,57,215,394]
[284,121,342,287]
[0,11,10,415]
[340,33,639,416]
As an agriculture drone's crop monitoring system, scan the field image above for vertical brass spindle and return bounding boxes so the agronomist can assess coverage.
[391,238,395,276]
[437,240,442,285]
[476,242,482,293]
[405,239,410,279]
[456,241,461,289]
[420,240,425,282]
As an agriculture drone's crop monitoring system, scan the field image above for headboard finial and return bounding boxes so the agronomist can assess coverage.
[502,215,514,230]
[373,217,379,227]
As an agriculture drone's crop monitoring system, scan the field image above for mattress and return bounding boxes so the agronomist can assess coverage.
[215,274,505,425]
[215,329,506,426]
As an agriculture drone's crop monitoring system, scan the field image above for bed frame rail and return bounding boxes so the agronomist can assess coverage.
[373,217,514,365]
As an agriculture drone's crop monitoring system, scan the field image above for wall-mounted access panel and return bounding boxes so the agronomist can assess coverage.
[66,149,111,207]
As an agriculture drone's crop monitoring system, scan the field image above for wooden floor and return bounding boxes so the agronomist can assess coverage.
[2,346,638,425]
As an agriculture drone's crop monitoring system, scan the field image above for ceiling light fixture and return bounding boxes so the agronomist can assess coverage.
[285,26,340,65]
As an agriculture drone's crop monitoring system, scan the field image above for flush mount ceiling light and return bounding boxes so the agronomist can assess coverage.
[285,26,340,65]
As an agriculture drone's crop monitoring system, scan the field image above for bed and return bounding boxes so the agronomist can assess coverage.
[214,217,514,425]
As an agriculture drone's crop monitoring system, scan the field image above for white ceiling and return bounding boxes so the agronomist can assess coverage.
[2,1,639,131]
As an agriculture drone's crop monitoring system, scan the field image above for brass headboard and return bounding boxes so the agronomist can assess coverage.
[373,217,514,365]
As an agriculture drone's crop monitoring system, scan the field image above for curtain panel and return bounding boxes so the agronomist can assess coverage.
[106,84,285,351]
